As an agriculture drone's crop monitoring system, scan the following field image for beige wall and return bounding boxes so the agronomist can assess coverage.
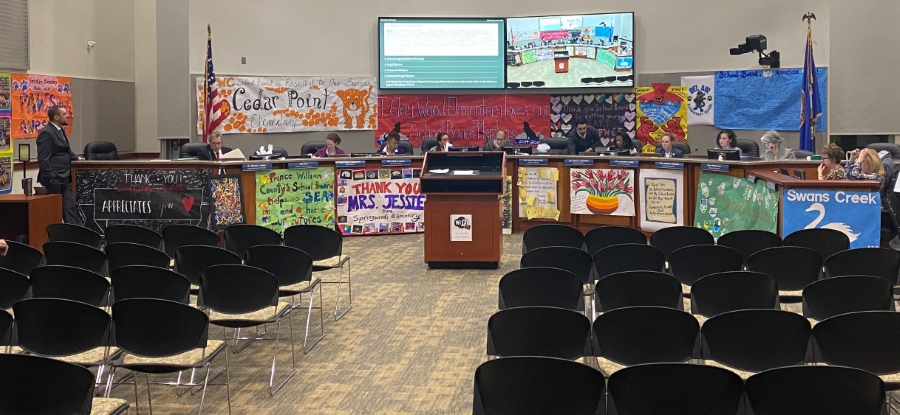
[134,0,158,152]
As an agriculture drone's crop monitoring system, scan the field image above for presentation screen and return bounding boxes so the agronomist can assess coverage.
[378,17,506,90]
[506,12,634,89]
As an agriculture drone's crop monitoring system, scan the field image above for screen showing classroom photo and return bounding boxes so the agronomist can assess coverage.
[506,12,634,89]
[379,17,506,90]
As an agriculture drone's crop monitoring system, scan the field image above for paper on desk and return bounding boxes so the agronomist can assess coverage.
[429,169,450,174]
[452,170,476,175]
[221,148,245,160]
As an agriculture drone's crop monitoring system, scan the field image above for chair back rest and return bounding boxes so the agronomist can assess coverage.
[498,267,584,311]
[520,246,593,285]
[271,146,289,157]
[813,311,900,374]
[0,354,95,415]
[802,276,894,321]
[29,265,110,307]
[13,298,111,357]
[608,363,743,415]
[487,307,591,360]
[199,264,279,315]
[180,143,209,158]
[593,244,665,281]
[104,224,162,248]
[83,141,119,160]
[0,240,43,274]
[746,246,823,291]
[223,224,282,258]
[735,138,759,156]
[716,229,782,263]
[174,245,242,286]
[584,225,647,256]
[0,310,13,346]
[672,141,691,154]
[668,245,743,286]
[105,242,171,272]
[0,268,30,309]
[300,141,327,155]
[283,225,343,261]
[42,241,107,276]
[783,228,849,263]
[649,226,714,259]
[420,137,438,153]
[824,248,900,284]
[111,265,191,304]
[541,137,568,151]
[162,224,220,257]
[112,298,209,356]
[702,309,811,372]
[245,245,313,287]
[745,366,885,415]
[46,223,102,248]
[596,271,683,312]
[592,306,699,365]
[522,224,584,253]
[793,149,814,159]
[690,271,779,317]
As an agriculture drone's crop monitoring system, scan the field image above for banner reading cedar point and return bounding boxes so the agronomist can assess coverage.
[374,94,551,148]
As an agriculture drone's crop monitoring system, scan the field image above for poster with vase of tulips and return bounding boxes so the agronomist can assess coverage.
[570,169,635,216]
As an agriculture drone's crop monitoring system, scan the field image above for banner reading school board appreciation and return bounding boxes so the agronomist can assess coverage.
[197,76,378,134]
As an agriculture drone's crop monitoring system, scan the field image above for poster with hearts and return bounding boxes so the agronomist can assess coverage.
[549,94,636,147]
[633,84,688,153]
[75,169,212,233]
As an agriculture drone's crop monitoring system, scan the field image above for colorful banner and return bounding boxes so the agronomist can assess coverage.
[10,74,74,139]
[681,76,715,126]
[517,166,560,221]
[209,174,247,230]
[570,169,635,216]
[0,73,10,194]
[75,169,212,233]
[196,76,377,134]
[0,154,11,194]
[693,172,778,240]
[255,168,335,233]
[549,94,636,146]
[501,176,513,234]
[375,94,551,148]
[782,189,880,249]
[634,84,688,153]
[638,168,685,232]
[335,167,425,235]
[714,68,827,131]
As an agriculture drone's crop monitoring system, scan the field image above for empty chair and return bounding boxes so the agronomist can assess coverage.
[30,265,111,307]
[522,224,584,253]
[595,271,683,312]
[110,265,191,304]
[43,241,107,276]
[593,244,666,281]
[716,229,782,264]
[161,224,220,258]
[650,226,713,260]
[746,246,822,297]
[487,307,591,360]
[0,268,29,309]
[47,223,103,249]
[300,141,326,156]
[813,311,900,388]
[105,242,170,272]
[745,366,885,415]
[521,247,594,316]
[802,276,894,322]
[284,225,352,320]
[0,240,43,275]
[83,141,119,160]
[223,224,282,258]
[608,363,743,415]
[104,224,162,248]
[584,225,647,257]
[174,245,242,290]
[783,228,849,265]
[13,298,114,370]
[701,310,811,379]
[592,307,700,376]
[498,268,584,312]
[473,357,605,415]
[690,271,779,320]
[0,309,12,350]
[668,245,743,292]
[824,248,900,284]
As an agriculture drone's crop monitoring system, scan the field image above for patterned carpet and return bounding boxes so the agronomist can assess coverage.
[107,233,523,414]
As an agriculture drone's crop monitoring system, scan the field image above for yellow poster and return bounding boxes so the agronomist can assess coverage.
[634,83,688,153]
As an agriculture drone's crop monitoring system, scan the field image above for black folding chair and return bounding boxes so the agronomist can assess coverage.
[0,240,43,275]
[521,246,594,317]
[595,271,683,312]
[584,225,647,257]
[0,354,105,415]
[0,267,29,309]
[223,224,281,258]
[487,307,591,360]
[105,242,171,272]
[162,224,220,258]
[30,265,111,307]
[592,244,666,281]
[473,357,605,415]
[668,245,743,294]
[783,228,850,266]
[802,276,894,322]
[284,225,352,320]
[111,265,191,304]
[716,229,782,265]
[0,309,13,353]
[498,268,584,312]
[649,226,714,260]
[104,224,163,248]
[745,366,885,415]
[607,363,743,415]
[824,248,900,284]
[690,271,779,320]
[174,245,242,293]
[522,224,584,253]
[43,241,107,276]
[47,223,103,249]
[747,246,823,299]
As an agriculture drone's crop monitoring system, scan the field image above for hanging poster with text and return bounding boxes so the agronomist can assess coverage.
[782,189,880,249]
[75,169,212,233]
[548,94,635,146]
[0,154,11,194]
[335,167,425,235]
[633,83,688,153]
[375,94,551,148]
[255,168,335,233]
[0,73,10,153]
[517,167,560,221]
[196,76,378,134]
[681,75,715,126]
[714,68,827,131]
[638,169,685,232]
[570,169,635,216]
[10,74,74,139]
[693,172,778,240]
[501,176,513,234]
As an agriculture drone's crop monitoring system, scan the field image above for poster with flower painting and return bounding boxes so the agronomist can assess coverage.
[570,169,635,216]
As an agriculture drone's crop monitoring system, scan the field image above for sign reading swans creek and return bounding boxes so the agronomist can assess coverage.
[782,189,880,249]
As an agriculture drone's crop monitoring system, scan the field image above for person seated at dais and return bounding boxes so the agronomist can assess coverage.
[566,119,601,155]
[760,131,795,161]
[847,148,888,189]
[608,131,637,155]
[429,132,452,152]
[483,130,515,151]
[314,133,346,157]
[817,143,845,181]
[381,132,406,156]
[654,133,684,158]
[714,129,742,155]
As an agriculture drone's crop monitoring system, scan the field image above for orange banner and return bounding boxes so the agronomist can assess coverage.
[11,74,74,139]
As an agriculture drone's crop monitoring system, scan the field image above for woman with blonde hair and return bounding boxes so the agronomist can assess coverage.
[846,148,887,188]
[817,143,846,180]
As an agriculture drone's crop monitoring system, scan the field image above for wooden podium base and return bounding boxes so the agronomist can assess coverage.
[427,261,499,270]
[423,194,502,269]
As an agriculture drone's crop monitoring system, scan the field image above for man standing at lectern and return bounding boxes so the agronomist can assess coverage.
[37,105,83,224]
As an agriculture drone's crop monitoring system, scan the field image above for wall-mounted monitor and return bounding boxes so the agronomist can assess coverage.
[378,17,506,90]
[506,12,634,89]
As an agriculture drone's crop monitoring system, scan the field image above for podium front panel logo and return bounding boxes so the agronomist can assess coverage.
[450,214,473,242]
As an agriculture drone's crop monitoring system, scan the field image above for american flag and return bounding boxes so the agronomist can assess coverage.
[202,24,227,143]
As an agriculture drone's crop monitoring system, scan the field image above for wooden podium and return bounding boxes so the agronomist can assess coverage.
[0,194,62,252]
[421,152,506,269]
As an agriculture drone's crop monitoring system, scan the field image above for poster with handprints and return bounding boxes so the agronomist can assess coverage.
[549,94,635,147]
[570,169,635,216]
[11,74,74,139]
[693,172,778,240]
[633,83,687,153]
[209,175,246,230]
[197,76,377,134]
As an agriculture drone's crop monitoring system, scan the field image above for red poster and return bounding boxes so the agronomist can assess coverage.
[540,31,570,41]
[375,94,551,148]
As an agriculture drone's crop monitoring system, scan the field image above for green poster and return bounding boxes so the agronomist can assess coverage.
[693,172,778,240]
[255,167,335,233]
[522,49,536,65]
[597,48,616,69]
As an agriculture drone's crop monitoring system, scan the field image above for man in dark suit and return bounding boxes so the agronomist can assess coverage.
[196,131,232,160]
[37,106,83,224]
[566,119,601,155]
[654,133,684,158]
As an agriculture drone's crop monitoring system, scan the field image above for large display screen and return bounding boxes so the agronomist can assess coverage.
[378,17,506,90]
[506,13,634,89]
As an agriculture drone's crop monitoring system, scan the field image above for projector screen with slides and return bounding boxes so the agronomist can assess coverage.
[378,17,506,90]
[506,12,634,89]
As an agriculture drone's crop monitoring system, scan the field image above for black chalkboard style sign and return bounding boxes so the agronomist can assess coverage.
[75,168,212,233]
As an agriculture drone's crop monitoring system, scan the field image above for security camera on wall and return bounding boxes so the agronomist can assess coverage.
[730,34,780,68]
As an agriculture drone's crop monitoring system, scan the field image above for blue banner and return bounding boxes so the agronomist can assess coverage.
[714,68,827,131]
[782,189,881,249]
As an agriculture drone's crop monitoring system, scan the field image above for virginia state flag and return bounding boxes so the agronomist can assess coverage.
[799,24,822,152]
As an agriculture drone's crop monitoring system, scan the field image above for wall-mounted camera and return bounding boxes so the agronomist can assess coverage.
[730,35,780,68]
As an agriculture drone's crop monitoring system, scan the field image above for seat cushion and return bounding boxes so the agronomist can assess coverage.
[704,359,756,380]
[121,339,224,368]
[313,254,349,269]
[208,301,292,325]
[56,347,119,366]
[90,398,129,415]
[595,357,626,377]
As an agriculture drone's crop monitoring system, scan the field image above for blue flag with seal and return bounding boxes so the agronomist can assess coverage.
[782,188,881,249]
[799,16,822,152]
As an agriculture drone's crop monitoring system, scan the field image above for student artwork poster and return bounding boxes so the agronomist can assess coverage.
[336,168,425,235]
[10,74,74,139]
[255,168,335,233]
[638,169,684,232]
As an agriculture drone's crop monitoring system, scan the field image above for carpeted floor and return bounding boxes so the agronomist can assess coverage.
[107,233,523,414]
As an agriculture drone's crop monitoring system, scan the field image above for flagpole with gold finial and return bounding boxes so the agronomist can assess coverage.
[802,12,817,147]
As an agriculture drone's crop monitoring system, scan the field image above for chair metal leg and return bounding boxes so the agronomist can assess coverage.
[224,342,233,415]
[303,282,325,354]
[145,373,153,415]
[334,260,352,320]
[268,315,298,395]
[197,364,212,415]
